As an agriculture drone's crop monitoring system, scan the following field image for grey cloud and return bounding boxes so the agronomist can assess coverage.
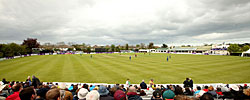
[0,0,250,45]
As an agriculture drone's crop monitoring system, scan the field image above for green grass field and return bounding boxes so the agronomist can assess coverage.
[0,53,250,84]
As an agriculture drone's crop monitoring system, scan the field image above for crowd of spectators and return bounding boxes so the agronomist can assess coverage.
[0,77,250,100]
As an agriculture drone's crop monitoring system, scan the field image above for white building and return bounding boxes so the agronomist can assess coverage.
[138,49,156,53]
[211,44,230,55]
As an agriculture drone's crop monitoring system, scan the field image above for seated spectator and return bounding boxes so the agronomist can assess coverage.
[78,88,89,100]
[203,86,208,92]
[59,83,73,100]
[183,87,193,96]
[220,86,233,99]
[152,89,162,100]
[194,86,205,98]
[243,84,249,89]
[139,90,146,96]
[120,85,126,92]
[2,78,8,84]
[83,84,89,91]
[86,90,100,100]
[174,95,192,100]
[162,90,175,100]
[6,83,22,100]
[98,86,113,100]
[110,86,120,97]
[0,84,7,99]
[140,80,147,89]
[200,93,214,100]
[231,84,242,99]
[19,87,36,100]
[35,88,49,100]
[89,85,96,91]
[114,90,126,100]
[243,88,250,99]
[174,86,183,96]
[207,86,217,97]
[46,88,61,100]
[149,79,154,88]
[127,86,142,100]
[215,87,223,96]
[194,86,201,95]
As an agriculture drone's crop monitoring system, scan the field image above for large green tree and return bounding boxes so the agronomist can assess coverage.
[0,43,26,57]
[115,46,120,52]
[125,44,129,50]
[111,44,115,52]
[148,42,154,49]
[227,44,241,53]
[86,46,91,53]
[161,44,168,48]
[22,38,40,54]
[242,45,250,51]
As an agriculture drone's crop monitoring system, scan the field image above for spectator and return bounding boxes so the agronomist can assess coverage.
[200,93,214,100]
[183,78,190,88]
[35,88,49,100]
[110,86,120,97]
[194,86,205,98]
[149,79,154,88]
[207,86,217,97]
[183,87,193,96]
[98,86,113,100]
[203,86,208,92]
[78,88,89,100]
[174,95,192,100]
[0,84,7,99]
[114,90,126,100]
[26,76,32,86]
[140,80,147,89]
[126,79,131,88]
[243,88,250,99]
[6,83,22,100]
[90,85,96,91]
[120,85,126,92]
[189,78,193,89]
[139,90,146,97]
[215,87,223,96]
[243,84,249,89]
[19,87,36,100]
[59,83,73,100]
[127,86,142,100]
[162,90,175,100]
[152,89,162,100]
[231,84,241,99]
[2,78,8,84]
[32,75,40,89]
[46,88,61,100]
[83,84,89,91]
[174,86,183,95]
[86,90,100,100]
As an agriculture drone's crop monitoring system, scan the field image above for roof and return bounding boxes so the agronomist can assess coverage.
[156,48,168,50]
[243,49,250,53]
[169,47,197,51]
[196,46,212,51]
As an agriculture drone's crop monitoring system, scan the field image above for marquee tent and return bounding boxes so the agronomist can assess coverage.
[241,49,250,57]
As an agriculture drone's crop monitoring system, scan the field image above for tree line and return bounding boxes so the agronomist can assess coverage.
[1,38,249,58]
[227,44,250,53]
[0,38,167,58]
[0,38,40,58]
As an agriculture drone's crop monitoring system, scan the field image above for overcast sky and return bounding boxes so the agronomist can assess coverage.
[0,0,250,46]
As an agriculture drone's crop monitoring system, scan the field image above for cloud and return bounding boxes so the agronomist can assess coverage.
[0,0,250,46]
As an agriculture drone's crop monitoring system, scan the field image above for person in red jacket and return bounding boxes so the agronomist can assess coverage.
[6,83,22,100]
[203,86,209,92]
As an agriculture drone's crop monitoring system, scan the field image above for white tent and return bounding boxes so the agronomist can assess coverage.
[241,49,250,57]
